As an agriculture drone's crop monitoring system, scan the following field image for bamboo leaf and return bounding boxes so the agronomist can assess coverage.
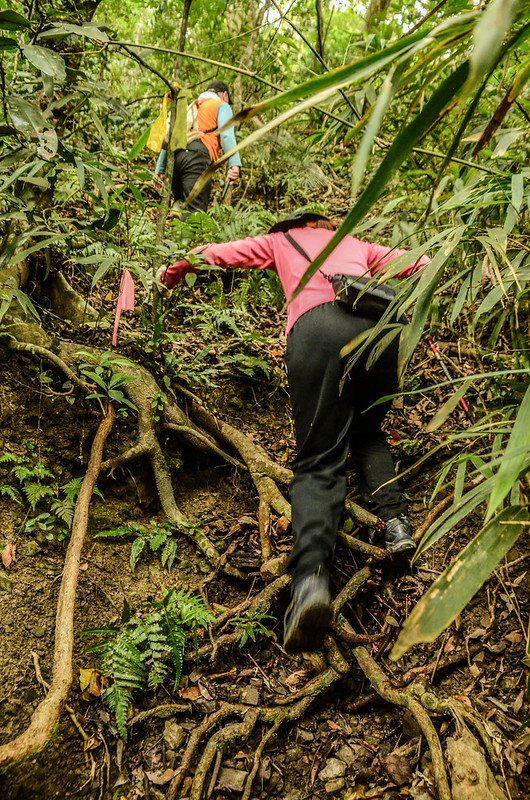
[424,379,473,432]
[392,506,529,660]
[351,61,408,198]
[486,383,530,521]
[466,0,518,91]
[128,127,150,161]
[289,63,470,302]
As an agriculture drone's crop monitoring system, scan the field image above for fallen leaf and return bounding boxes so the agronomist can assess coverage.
[179,686,201,701]
[145,768,178,785]
[275,516,290,534]
[380,752,413,786]
[79,667,106,700]
[2,542,15,569]
[504,630,523,644]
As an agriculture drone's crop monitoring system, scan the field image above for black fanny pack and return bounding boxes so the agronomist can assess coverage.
[283,232,405,322]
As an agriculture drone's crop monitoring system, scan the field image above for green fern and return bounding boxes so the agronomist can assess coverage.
[95,520,178,572]
[85,589,214,737]
[0,484,22,503]
[22,482,55,510]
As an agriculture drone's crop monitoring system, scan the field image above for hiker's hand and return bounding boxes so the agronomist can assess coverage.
[159,260,191,290]
[227,166,240,184]
[155,266,170,298]
[152,172,165,193]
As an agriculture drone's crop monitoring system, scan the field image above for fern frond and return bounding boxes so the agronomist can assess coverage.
[142,611,170,687]
[0,452,20,465]
[149,528,168,552]
[161,538,178,571]
[22,482,55,510]
[160,600,186,689]
[103,683,132,740]
[94,523,146,539]
[0,485,22,503]
[130,536,147,570]
[50,497,74,526]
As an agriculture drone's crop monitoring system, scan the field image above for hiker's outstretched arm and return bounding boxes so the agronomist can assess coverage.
[160,235,275,289]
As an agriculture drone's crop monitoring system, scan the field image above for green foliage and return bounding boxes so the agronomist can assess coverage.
[85,588,214,738]
[95,519,180,571]
[230,607,275,648]
[0,447,100,541]
[77,351,138,414]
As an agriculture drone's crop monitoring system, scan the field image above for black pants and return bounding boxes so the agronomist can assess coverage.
[172,139,212,215]
[285,302,407,582]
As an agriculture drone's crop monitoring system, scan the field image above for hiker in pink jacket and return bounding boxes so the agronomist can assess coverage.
[158,210,429,652]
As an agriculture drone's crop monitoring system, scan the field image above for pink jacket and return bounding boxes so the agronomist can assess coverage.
[162,228,429,334]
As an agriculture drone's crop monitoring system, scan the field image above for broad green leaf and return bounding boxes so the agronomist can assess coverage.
[0,35,17,50]
[486,383,530,521]
[22,44,66,82]
[391,505,529,660]
[38,22,109,42]
[128,128,150,161]
[0,10,30,30]
[8,96,49,134]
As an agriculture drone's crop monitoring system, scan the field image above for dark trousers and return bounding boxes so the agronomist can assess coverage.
[172,139,212,215]
[285,302,407,582]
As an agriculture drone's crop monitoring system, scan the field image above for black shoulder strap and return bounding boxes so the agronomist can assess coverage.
[283,231,312,262]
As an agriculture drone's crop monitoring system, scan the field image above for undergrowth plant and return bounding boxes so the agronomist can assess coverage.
[0,448,98,541]
[94,520,179,571]
[85,588,214,738]
[230,606,275,648]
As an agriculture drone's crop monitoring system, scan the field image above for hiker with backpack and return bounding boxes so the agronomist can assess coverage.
[156,211,429,652]
[151,80,241,216]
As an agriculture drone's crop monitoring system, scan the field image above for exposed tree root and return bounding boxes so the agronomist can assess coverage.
[353,645,451,800]
[0,404,115,767]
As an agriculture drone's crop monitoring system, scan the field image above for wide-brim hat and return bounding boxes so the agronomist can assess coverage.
[268,209,330,234]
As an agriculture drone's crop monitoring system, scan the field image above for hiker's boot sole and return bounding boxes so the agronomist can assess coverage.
[284,598,333,653]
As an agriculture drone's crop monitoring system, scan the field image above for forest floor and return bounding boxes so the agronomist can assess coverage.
[0,323,529,800]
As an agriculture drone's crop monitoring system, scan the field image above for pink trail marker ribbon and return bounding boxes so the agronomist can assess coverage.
[112,268,135,347]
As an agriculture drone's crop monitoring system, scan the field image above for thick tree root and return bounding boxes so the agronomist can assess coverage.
[353,645,452,800]
[0,404,115,767]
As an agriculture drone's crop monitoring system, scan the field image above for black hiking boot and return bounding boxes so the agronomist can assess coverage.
[368,514,415,556]
[283,572,333,653]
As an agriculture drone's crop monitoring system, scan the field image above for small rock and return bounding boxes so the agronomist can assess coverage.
[240,685,260,706]
[380,752,413,786]
[324,777,345,794]
[195,698,216,714]
[336,744,356,765]
[285,745,304,763]
[297,727,315,743]
[32,626,46,638]
[258,756,272,782]
[217,767,248,793]
[283,791,302,800]
[18,540,42,557]
[319,758,346,781]
[163,720,185,751]
[0,572,12,592]
[260,555,287,581]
